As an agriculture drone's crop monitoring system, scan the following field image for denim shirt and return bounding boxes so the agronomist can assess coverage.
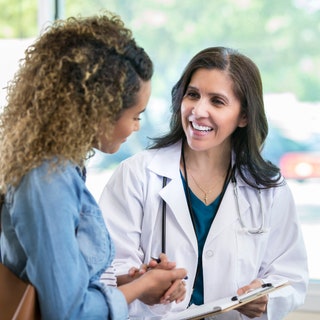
[0,160,128,320]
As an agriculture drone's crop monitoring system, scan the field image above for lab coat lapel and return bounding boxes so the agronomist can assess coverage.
[160,177,198,251]
[148,142,198,254]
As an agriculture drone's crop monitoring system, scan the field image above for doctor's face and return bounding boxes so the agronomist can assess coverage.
[181,68,247,152]
[98,80,151,154]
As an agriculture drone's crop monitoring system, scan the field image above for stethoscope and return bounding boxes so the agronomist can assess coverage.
[160,160,267,252]
[231,171,267,235]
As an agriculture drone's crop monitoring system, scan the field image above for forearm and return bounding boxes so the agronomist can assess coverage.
[117,272,141,286]
[118,277,146,304]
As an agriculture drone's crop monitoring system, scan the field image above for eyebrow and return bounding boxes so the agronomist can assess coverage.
[187,85,230,102]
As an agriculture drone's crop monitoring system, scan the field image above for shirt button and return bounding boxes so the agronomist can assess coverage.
[205,250,214,258]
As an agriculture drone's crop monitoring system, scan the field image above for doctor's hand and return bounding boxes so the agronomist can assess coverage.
[117,253,178,286]
[128,253,176,276]
[160,278,187,304]
[236,279,268,318]
[147,253,187,304]
[134,267,187,305]
[148,253,176,270]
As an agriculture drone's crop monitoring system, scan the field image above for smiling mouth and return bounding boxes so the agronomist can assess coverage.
[191,121,213,132]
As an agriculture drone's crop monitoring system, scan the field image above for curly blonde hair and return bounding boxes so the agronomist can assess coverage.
[0,11,153,191]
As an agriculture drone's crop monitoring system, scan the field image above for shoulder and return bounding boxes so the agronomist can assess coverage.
[13,160,83,201]
[236,167,290,196]
[26,160,80,182]
[109,143,182,183]
[121,142,181,170]
[121,148,158,165]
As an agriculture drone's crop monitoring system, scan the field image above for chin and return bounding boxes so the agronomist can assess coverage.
[108,147,120,154]
[186,136,207,150]
[100,144,121,154]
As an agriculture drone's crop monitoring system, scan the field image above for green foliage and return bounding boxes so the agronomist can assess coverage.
[1,0,319,102]
[69,0,319,102]
[0,0,37,37]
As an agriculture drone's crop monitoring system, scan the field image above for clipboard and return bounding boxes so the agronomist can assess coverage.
[165,280,290,320]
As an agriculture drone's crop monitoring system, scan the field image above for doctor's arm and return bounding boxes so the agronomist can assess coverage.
[99,162,186,305]
[99,162,147,274]
[255,184,308,318]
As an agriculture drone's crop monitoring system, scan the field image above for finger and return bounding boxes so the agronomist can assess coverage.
[159,253,169,263]
[254,295,268,304]
[237,278,263,295]
[160,278,187,304]
[148,259,176,270]
[171,268,188,281]
[160,279,181,303]
[172,281,187,303]
[237,285,251,295]
[128,267,139,277]
[175,291,187,303]
[238,308,265,318]
[237,298,268,317]
[158,253,176,269]
[168,280,186,301]
[139,263,148,274]
[148,259,158,268]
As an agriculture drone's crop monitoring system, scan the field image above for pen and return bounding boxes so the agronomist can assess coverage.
[151,256,188,280]
[151,256,161,263]
[231,283,273,302]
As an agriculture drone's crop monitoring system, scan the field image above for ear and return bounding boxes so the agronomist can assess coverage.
[238,112,248,128]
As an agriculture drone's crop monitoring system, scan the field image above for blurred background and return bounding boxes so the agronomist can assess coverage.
[0,0,319,317]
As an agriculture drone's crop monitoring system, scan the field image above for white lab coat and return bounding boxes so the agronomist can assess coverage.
[100,141,308,320]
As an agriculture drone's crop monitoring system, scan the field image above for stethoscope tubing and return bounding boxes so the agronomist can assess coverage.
[231,173,267,234]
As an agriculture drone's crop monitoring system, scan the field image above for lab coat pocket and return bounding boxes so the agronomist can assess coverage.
[235,227,269,283]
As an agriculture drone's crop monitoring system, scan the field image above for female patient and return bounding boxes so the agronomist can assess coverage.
[0,12,186,319]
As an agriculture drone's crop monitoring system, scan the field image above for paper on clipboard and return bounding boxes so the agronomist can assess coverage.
[165,280,290,320]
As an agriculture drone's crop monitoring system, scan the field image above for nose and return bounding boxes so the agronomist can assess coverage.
[133,121,140,132]
[192,99,209,117]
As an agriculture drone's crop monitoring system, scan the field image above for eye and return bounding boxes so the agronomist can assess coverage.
[185,89,199,99]
[134,113,143,121]
[211,96,225,106]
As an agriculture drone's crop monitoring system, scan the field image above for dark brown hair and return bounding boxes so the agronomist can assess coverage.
[150,46,281,188]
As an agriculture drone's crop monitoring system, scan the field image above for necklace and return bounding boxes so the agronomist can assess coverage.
[181,145,232,235]
[182,143,232,206]
[188,171,217,205]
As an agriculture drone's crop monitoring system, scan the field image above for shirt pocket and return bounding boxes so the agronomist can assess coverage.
[77,204,113,277]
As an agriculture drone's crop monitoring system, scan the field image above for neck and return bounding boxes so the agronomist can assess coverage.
[182,143,231,174]
[181,143,232,205]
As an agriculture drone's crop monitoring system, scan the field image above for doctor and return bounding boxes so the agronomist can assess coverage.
[100,47,308,319]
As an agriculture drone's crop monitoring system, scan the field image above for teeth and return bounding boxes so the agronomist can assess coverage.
[192,122,212,132]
